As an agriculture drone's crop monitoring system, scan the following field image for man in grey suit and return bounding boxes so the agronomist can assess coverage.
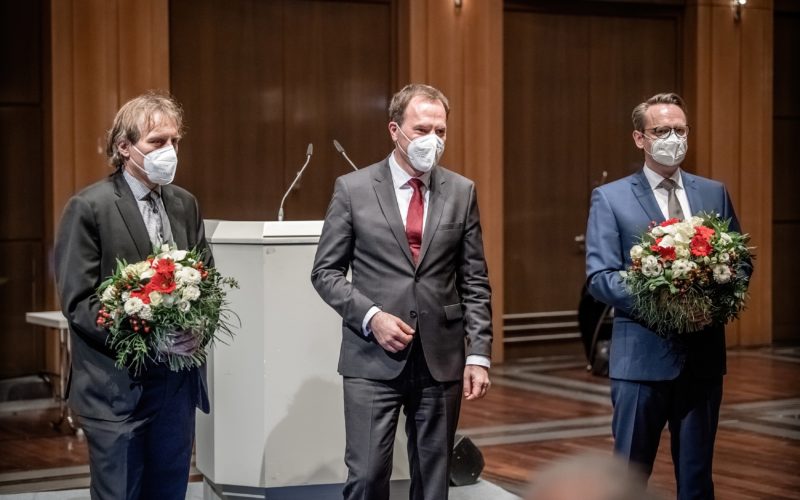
[55,91,211,500]
[311,83,493,500]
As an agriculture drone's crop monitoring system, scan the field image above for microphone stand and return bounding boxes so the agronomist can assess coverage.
[333,139,359,171]
[278,143,313,221]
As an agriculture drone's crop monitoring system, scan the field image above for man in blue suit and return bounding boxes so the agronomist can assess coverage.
[585,92,750,499]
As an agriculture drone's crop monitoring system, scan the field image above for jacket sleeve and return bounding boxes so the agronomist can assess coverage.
[456,183,493,358]
[54,195,110,351]
[585,187,635,316]
[310,177,376,333]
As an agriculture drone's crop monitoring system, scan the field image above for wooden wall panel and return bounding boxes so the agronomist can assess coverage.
[503,12,590,314]
[403,0,505,361]
[772,7,799,342]
[0,1,41,103]
[685,0,773,345]
[0,1,46,377]
[170,0,393,222]
[0,243,44,377]
[169,0,286,220]
[503,7,680,321]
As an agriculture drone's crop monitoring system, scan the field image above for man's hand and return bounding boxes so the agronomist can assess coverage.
[369,311,414,353]
[463,365,490,401]
[158,329,202,357]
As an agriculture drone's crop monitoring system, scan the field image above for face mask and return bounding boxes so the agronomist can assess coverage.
[131,144,178,185]
[646,130,687,167]
[396,127,445,173]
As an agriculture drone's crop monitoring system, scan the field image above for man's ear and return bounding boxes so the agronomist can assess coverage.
[388,122,399,143]
[118,140,131,159]
[632,130,645,150]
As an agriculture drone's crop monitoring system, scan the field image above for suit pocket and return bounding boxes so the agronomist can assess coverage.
[439,222,464,231]
[444,303,463,321]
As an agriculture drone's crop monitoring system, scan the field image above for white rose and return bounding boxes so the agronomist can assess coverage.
[139,304,153,321]
[651,226,665,237]
[690,216,704,227]
[123,297,144,316]
[178,300,191,312]
[176,267,202,286]
[713,264,732,284]
[659,235,676,248]
[661,224,678,235]
[719,233,733,244]
[170,249,188,262]
[141,269,155,280]
[675,246,690,259]
[149,291,163,306]
[182,285,201,302]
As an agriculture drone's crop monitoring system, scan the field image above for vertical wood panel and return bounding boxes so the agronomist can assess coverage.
[504,12,590,314]
[686,0,774,346]
[0,1,46,377]
[772,7,799,341]
[170,0,392,222]
[462,0,504,363]
[738,5,773,345]
[170,0,286,220]
[404,0,505,361]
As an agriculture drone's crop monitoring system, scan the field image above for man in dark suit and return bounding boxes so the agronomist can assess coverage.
[55,91,211,500]
[311,83,493,500]
[585,92,751,499]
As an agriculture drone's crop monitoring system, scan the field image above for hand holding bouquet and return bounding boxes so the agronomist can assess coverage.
[96,245,239,374]
[622,213,752,336]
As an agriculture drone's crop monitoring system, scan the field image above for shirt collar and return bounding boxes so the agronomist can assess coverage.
[643,164,683,191]
[123,169,161,200]
[388,151,431,190]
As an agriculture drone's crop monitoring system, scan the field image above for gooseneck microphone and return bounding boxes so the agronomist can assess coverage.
[333,139,359,171]
[278,143,313,221]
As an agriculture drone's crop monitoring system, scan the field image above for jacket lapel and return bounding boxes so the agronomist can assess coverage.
[113,173,153,260]
[417,167,446,266]
[682,172,702,216]
[161,187,187,249]
[372,160,415,266]
[630,169,664,223]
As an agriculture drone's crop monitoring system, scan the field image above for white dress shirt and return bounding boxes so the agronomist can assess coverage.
[642,165,692,220]
[361,152,490,368]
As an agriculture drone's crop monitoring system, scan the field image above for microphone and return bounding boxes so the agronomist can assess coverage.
[333,139,359,171]
[278,143,313,222]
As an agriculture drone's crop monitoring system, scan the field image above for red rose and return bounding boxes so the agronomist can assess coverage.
[655,245,676,261]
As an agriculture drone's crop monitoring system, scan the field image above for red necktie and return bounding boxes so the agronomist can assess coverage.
[406,178,424,263]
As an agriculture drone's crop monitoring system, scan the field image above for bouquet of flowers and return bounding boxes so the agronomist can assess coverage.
[622,213,752,336]
[96,245,239,374]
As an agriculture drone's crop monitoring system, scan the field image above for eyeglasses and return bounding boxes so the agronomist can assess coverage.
[642,126,690,139]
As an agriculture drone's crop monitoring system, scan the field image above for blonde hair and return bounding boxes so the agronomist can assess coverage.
[106,90,184,168]
[388,83,450,125]
[631,92,686,132]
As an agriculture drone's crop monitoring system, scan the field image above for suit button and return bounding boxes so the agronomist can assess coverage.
[410,310,418,319]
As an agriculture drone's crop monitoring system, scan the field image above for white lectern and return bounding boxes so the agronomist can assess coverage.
[198,220,409,500]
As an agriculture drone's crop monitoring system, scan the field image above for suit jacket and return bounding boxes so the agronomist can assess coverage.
[55,171,212,421]
[311,158,492,382]
[585,168,749,381]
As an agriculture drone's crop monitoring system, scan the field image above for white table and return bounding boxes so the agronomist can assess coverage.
[25,310,79,432]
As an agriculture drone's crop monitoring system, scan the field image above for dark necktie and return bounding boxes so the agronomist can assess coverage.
[406,178,424,264]
[658,178,685,220]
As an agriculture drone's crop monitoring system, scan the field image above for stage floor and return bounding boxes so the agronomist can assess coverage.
[1,345,798,499]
